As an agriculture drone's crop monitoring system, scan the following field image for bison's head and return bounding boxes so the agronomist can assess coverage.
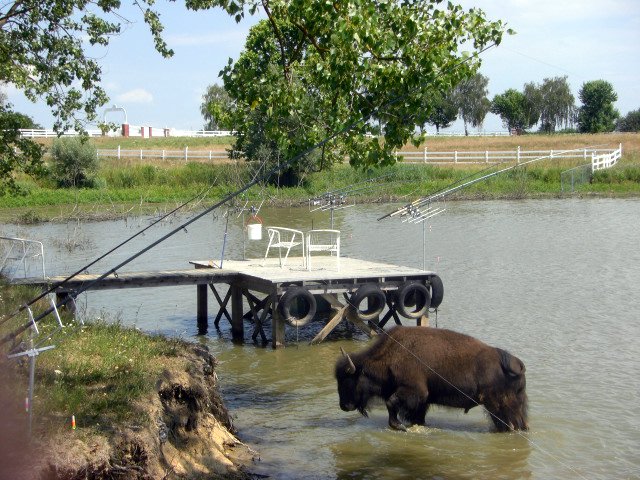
[335,348,369,417]
[490,350,529,432]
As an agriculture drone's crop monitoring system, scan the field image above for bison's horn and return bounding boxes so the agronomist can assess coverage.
[340,347,356,374]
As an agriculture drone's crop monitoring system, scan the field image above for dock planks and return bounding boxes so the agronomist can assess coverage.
[14,256,436,347]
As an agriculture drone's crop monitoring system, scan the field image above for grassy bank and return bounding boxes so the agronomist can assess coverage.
[2,133,639,221]
[0,281,250,479]
[0,282,178,428]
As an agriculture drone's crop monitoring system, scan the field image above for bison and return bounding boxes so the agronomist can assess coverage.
[335,326,528,432]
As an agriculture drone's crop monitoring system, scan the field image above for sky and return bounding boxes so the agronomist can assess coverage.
[5,0,640,133]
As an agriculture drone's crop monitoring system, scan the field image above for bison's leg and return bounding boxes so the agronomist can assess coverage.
[385,393,406,431]
[386,386,428,431]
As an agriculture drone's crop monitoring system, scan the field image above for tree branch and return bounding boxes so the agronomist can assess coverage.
[0,0,31,30]
[261,0,290,82]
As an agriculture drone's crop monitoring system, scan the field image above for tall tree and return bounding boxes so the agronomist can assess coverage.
[616,108,640,132]
[0,105,45,194]
[522,82,542,129]
[577,80,619,133]
[491,89,537,132]
[531,76,575,133]
[0,0,173,194]
[200,84,234,130]
[453,73,490,135]
[426,93,458,134]
[208,0,508,172]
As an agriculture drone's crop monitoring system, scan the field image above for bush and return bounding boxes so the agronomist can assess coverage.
[50,137,99,187]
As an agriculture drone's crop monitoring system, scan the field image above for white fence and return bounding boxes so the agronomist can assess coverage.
[397,145,623,169]
[96,147,229,161]
[18,129,106,138]
[591,144,622,172]
[18,128,232,139]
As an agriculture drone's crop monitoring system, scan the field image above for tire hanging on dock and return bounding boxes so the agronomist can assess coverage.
[429,275,444,309]
[395,282,431,319]
[279,286,317,327]
[350,284,387,322]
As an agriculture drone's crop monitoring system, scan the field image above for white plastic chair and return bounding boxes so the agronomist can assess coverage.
[306,229,340,271]
[264,227,305,267]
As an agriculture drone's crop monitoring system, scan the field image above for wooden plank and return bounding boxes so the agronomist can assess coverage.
[416,314,429,327]
[345,306,378,338]
[309,306,347,345]
[14,269,237,292]
[320,293,344,309]
[210,285,231,327]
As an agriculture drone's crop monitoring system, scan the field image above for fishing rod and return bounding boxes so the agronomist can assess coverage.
[378,145,609,221]
[0,186,214,327]
[2,42,500,347]
[308,172,399,203]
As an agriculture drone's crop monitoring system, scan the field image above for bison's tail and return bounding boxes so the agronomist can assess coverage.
[497,348,526,377]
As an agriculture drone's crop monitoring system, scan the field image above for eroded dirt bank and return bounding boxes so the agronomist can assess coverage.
[1,344,257,480]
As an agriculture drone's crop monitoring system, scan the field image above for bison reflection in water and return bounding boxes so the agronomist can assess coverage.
[335,326,528,432]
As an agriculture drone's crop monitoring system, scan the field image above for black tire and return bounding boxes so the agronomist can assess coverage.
[278,286,317,327]
[395,282,431,319]
[429,275,444,309]
[350,284,386,322]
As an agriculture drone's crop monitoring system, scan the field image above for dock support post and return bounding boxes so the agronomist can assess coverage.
[56,292,76,315]
[231,284,244,342]
[271,293,285,348]
[416,313,429,327]
[197,284,208,334]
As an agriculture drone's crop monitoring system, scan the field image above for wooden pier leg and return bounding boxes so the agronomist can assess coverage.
[231,284,244,343]
[271,293,285,349]
[197,284,208,334]
[56,292,76,315]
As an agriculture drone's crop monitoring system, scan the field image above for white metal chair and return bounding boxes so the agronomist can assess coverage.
[306,229,340,271]
[264,227,305,267]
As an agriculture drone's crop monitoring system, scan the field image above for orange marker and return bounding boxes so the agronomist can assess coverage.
[71,415,76,430]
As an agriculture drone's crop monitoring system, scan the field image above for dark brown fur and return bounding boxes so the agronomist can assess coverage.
[335,326,528,431]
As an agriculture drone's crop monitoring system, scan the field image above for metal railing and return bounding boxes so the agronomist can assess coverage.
[0,236,46,279]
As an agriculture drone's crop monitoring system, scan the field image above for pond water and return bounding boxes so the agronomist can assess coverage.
[1,198,639,479]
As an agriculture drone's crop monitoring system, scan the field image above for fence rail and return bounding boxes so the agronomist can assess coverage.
[397,145,622,168]
[18,128,232,139]
[96,147,230,161]
[94,144,623,167]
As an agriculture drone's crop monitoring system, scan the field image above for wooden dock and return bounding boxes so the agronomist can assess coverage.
[17,256,440,348]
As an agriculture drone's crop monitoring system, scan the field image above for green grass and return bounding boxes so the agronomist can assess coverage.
[2,157,640,216]
[36,321,181,425]
[0,281,182,430]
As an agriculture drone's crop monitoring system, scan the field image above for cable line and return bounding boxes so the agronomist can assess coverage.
[1,43,499,346]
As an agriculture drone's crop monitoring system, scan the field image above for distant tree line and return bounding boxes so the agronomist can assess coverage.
[203,74,638,142]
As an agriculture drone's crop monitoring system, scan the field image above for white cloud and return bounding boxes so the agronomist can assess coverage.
[116,88,153,104]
